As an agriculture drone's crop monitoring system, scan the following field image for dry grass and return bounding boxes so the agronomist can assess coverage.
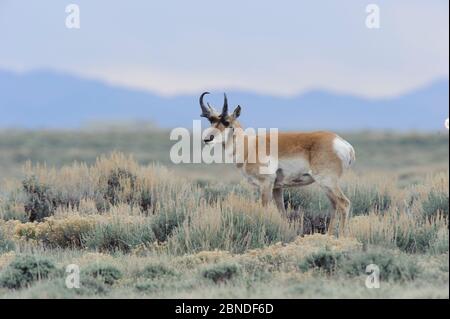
[1,153,448,254]
[0,152,448,298]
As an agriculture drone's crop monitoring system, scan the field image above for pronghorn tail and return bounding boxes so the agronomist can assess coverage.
[333,135,356,169]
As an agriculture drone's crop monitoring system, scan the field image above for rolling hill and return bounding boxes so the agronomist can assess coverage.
[0,69,448,131]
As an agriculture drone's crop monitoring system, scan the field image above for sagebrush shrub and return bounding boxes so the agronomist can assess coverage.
[151,208,185,243]
[283,188,329,213]
[299,249,344,274]
[202,262,240,283]
[15,215,96,248]
[15,214,156,252]
[22,177,57,222]
[343,250,420,282]
[104,168,137,206]
[283,183,392,218]
[169,201,297,254]
[139,263,176,279]
[19,154,159,221]
[139,189,153,213]
[202,183,235,204]
[52,277,109,296]
[135,280,160,292]
[0,255,57,289]
[97,168,155,213]
[348,208,448,254]
[82,216,156,253]
[283,188,331,234]
[347,186,391,216]
[422,191,449,220]
[0,190,28,222]
[84,263,122,285]
[0,229,15,253]
[394,225,441,253]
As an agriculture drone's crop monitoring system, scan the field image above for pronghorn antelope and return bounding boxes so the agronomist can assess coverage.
[199,92,356,236]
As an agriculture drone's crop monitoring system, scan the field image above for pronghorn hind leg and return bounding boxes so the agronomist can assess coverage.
[260,180,275,207]
[324,189,338,236]
[272,188,287,216]
[312,174,349,237]
[325,186,350,237]
[334,187,351,237]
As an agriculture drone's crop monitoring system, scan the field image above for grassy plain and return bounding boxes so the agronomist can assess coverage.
[0,128,448,298]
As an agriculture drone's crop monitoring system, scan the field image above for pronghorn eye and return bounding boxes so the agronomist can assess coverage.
[222,120,230,127]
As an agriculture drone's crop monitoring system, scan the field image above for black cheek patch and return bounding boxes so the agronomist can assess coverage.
[220,117,230,127]
[209,116,220,124]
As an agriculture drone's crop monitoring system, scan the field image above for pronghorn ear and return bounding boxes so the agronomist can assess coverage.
[232,105,241,119]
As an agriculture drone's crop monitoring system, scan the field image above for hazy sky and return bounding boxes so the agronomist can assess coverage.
[0,0,448,97]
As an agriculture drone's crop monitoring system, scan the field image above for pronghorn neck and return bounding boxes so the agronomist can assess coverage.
[223,125,258,169]
[222,123,246,165]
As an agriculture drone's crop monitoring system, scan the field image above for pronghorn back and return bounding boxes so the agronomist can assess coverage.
[270,131,355,177]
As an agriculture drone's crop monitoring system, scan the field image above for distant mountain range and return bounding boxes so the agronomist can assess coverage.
[0,69,448,131]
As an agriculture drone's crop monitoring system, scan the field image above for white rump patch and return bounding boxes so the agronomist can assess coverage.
[333,136,355,169]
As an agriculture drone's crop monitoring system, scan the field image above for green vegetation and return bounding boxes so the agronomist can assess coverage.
[299,249,343,274]
[0,255,57,289]
[84,263,122,285]
[202,262,241,283]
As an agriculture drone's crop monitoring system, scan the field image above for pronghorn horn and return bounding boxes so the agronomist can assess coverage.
[207,102,218,114]
[199,92,211,118]
[221,93,229,117]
